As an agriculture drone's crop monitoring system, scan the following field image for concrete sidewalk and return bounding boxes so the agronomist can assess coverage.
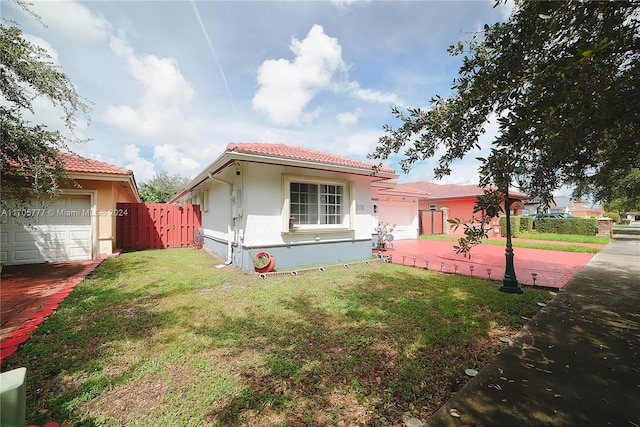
[426,223,640,426]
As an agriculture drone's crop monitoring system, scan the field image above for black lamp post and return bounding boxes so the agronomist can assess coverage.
[499,186,523,294]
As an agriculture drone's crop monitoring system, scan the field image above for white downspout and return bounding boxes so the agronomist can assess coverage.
[209,175,233,265]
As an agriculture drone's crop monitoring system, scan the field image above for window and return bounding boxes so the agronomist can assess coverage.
[290,182,343,225]
[429,204,437,211]
[283,174,353,232]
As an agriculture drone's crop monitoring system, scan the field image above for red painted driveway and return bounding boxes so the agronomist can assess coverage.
[380,239,600,289]
[1,258,106,367]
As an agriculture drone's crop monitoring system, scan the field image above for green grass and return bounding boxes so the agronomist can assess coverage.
[419,232,608,253]
[518,231,611,244]
[4,248,553,426]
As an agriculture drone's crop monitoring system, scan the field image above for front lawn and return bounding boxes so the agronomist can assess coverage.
[4,249,552,426]
[419,232,608,253]
[518,230,611,244]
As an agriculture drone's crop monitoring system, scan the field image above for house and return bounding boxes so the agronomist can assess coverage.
[539,196,604,218]
[521,198,543,216]
[1,152,140,265]
[568,200,604,218]
[379,181,529,237]
[548,196,570,215]
[170,143,397,271]
[371,180,423,240]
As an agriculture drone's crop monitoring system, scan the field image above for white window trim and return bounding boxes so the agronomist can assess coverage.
[282,174,354,233]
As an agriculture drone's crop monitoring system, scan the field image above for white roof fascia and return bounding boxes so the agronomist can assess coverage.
[68,172,133,182]
[227,151,398,179]
[170,150,398,203]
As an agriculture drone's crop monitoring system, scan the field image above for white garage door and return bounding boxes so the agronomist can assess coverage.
[377,201,418,240]
[1,195,93,265]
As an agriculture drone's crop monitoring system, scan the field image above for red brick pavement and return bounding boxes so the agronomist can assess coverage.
[1,257,106,367]
[379,239,600,289]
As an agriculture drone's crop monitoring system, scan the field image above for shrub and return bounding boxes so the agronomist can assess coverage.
[604,211,621,223]
[520,216,533,232]
[535,218,598,235]
[500,215,522,237]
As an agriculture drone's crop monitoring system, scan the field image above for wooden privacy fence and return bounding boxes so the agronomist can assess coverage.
[420,209,444,235]
[116,203,202,250]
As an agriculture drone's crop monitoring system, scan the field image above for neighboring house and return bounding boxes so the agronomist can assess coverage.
[548,196,570,215]
[544,196,604,218]
[377,181,529,237]
[170,143,397,271]
[371,180,423,240]
[568,200,604,218]
[1,152,140,265]
[521,198,543,216]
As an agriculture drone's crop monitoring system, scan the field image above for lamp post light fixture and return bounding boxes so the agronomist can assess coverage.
[499,187,524,294]
[532,272,538,286]
[469,264,475,276]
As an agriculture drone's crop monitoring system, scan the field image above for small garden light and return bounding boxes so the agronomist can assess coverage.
[413,256,417,267]
[469,264,475,276]
[532,272,538,286]
[425,259,429,270]
[402,255,406,265]
[487,267,492,279]
[454,263,459,273]
[440,261,445,272]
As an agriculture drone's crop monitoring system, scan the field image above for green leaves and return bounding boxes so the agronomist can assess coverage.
[370,0,639,218]
[1,5,90,210]
[138,172,191,203]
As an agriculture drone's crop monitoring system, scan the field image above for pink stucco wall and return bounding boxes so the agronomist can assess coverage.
[419,198,478,236]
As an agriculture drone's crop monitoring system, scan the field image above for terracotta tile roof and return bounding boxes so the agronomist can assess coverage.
[402,181,484,199]
[226,143,395,174]
[399,181,529,200]
[59,152,133,175]
[377,183,430,197]
[7,151,133,175]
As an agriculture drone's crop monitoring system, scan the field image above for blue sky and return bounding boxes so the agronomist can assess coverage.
[3,0,514,185]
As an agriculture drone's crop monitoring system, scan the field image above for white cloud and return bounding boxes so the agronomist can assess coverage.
[153,145,201,178]
[252,24,347,126]
[102,32,204,143]
[345,82,405,106]
[330,0,370,9]
[26,0,111,43]
[337,110,360,125]
[122,144,156,183]
[253,24,405,127]
[330,129,381,157]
